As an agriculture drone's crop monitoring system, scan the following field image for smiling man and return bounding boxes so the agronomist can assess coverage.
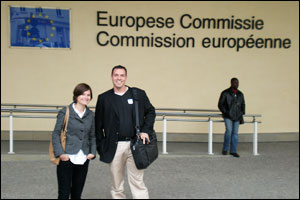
[95,65,156,199]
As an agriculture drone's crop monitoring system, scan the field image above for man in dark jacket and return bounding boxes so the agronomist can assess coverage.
[95,65,155,199]
[218,78,245,158]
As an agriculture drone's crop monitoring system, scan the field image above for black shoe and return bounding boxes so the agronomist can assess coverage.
[222,151,228,155]
[230,153,240,158]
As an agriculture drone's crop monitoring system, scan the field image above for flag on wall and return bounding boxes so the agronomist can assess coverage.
[9,6,70,48]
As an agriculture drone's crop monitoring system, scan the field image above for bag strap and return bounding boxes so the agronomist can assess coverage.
[132,88,140,136]
[62,107,70,132]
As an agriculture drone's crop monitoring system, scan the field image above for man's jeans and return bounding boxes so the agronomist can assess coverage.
[223,118,240,153]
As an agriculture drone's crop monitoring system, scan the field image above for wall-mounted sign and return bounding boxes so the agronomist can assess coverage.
[9,6,70,49]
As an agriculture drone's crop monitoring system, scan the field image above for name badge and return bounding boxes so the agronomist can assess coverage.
[127,99,133,104]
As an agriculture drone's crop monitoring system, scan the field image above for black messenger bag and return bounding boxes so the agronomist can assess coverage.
[130,89,158,170]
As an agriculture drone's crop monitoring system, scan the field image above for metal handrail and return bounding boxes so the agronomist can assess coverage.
[1,107,261,118]
[1,104,261,156]
[1,103,219,113]
[1,108,60,113]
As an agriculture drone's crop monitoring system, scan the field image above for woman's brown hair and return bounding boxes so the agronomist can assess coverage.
[73,83,93,103]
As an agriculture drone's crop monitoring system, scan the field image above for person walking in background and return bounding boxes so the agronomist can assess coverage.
[218,78,245,158]
[52,83,96,199]
[95,65,156,199]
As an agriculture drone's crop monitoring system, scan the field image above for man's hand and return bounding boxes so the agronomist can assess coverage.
[140,132,150,144]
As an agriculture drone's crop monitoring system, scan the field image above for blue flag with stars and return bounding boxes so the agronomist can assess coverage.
[10,6,70,48]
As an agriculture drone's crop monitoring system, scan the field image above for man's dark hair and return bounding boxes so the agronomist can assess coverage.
[111,65,127,75]
[231,77,239,82]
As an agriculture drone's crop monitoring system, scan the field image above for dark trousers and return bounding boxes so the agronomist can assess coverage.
[56,160,89,199]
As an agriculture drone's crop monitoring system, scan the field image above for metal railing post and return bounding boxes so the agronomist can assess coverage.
[253,120,259,156]
[162,116,168,154]
[208,118,214,155]
[8,112,15,154]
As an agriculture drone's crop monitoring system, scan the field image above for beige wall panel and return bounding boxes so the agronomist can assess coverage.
[1,1,299,134]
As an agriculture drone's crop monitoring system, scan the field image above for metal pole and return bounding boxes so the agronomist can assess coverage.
[208,119,214,155]
[162,117,168,154]
[253,121,259,155]
[8,112,15,154]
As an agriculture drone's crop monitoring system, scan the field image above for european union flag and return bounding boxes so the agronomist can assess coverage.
[10,6,70,48]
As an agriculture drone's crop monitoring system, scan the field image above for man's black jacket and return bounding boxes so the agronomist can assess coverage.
[218,87,245,121]
[95,87,156,163]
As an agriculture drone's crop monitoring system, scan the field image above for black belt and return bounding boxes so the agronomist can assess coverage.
[117,136,132,141]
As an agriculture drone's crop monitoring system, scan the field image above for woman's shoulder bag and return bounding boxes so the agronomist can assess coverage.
[49,107,69,165]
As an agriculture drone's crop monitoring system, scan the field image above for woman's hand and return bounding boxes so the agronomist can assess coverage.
[87,154,95,160]
[59,154,70,161]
